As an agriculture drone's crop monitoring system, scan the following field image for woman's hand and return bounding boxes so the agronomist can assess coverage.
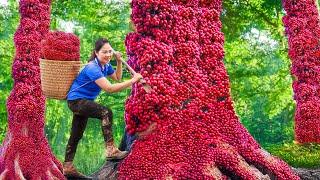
[132,73,143,83]
[113,51,122,63]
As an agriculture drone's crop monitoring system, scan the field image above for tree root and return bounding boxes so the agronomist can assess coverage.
[136,122,157,139]
[14,155,26,180]
[0,169,8,179]
[0,155,64,180]
[206,142,270,179]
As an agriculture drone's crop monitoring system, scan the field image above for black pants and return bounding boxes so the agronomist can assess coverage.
[65,99,113,162]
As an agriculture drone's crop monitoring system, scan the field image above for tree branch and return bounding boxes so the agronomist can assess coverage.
[242,0,279,28]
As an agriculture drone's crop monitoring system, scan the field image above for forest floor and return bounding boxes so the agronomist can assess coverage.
[294,168,320,180]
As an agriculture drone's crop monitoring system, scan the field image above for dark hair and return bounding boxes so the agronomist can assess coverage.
[88,38,110,62]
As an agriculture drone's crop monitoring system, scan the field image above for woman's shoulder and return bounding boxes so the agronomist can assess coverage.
[81,61,99,73]
[86,61,99,69]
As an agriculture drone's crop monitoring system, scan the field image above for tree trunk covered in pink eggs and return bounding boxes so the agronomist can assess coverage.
[282,0,320,143]
[0,0,65,179]
[0,0,304,179]
[115,0,300,179]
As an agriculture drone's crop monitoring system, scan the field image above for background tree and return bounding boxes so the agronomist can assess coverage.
[117,0,298,179]
[0,0,65,178]
[222,0,295,146]
[282,0,320,143]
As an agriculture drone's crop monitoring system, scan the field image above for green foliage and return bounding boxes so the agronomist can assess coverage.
[51,0,131,62]
[222,0,284,41]
[0,1,18,142]
[224,30,295,146]
[266,143,320,168]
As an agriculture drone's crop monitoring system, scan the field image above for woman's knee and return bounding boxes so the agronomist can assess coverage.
[101,108,113,122]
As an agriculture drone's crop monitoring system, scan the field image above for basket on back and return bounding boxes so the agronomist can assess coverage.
[40,31,81,100]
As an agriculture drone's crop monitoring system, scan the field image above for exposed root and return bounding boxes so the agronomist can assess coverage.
[207,142,273,180]
[46,169,60,180]
[240,147,299,179]
[205,164,224,180]
[1,132,12,157]
[51,156,63,173]
[136,122,157,139]
[0,169,8,179]
[238,160,270,180]
[0,159,64,180]
[14,155,26,180]
[261,149,280,165]
[22,124,28,137]
[48,160,65,180]
[51,160,60,173]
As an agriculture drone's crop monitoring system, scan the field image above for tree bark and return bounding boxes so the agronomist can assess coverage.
[282,0,320,143]
[0,0,64,179]
[91,137,320,180]
[115,0,300,179]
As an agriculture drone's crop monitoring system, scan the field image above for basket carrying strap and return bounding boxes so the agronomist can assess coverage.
[65,62,92,99]
[65,59,104,99]
[65,80,93,99]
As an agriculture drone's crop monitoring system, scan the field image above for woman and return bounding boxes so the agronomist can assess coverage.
[63,38,143,178]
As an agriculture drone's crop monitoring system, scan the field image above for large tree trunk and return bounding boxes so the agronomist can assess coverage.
[91,0,300,179]
[92,135,320,180]
[91,134,319,179]
[0,0,64,179]
[90,158,320,180]
[282,0,320,143]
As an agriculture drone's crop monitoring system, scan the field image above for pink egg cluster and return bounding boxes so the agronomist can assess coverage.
[119,0,300,179]
[41,31,80,61]
[282,0,320,143]
[0,0,64,179]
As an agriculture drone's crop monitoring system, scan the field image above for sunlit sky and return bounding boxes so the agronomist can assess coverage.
[0,0,8,6]
[59,20,75,33]
[244,28,278,49]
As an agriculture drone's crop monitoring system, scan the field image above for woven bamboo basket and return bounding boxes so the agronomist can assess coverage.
[40,59,81,100]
